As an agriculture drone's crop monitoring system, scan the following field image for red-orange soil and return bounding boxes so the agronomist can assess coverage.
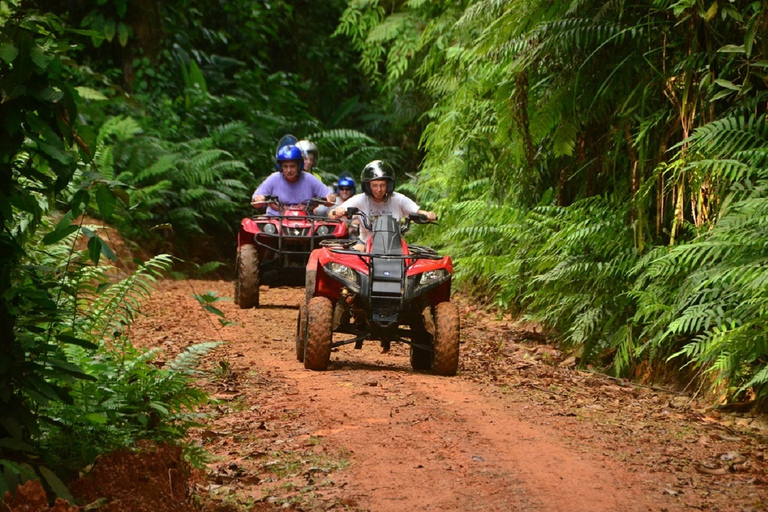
[114,279,768,511]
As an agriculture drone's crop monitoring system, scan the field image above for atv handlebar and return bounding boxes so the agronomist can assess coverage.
[340,208,437,232]
[407,212,438,224]
[251,194,283,209]
[252,195,335,213]
[308,197,335,208]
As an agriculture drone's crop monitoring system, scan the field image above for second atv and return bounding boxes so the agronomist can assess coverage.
[296,210,460,375]
[235,195,347,308]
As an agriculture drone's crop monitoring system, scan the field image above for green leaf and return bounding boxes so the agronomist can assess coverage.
[0,438,33,452]
[56,333,98,350]
[41,224,78,245]
[96,184,116,220]
[704,1,718,21]
[88,235,102,265]
[103,18,116,42]
[117,22,130,46]
[710,89,734,101]
[116,0,128,17]
[74,86,108,100]
[46,359,97,381]
[202,305,225,318]
[39,466,75,502]
[149,402,170,415]
[0,42,18,63]
[82,413,108,425]
[717,44,745,53]
[745,15,757,57]
[187,60,208,94]
[714,78,740,91]
[42,212,78,245]
[101,238,116,262]
[29,45,53,70]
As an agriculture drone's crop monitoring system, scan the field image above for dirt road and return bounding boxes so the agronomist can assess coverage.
[129,280,768,511]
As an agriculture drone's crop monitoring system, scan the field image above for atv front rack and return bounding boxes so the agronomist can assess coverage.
[252,215,344,256]
[327,247,444,261]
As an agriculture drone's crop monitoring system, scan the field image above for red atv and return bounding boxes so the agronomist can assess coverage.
[296,209,460,375]
[235,195,347,308]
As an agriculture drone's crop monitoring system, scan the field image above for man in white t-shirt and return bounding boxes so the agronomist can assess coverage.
[329,160,436,249]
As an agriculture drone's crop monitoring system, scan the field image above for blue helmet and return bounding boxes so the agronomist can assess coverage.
[337,175,356,192]
[276,145,304,172]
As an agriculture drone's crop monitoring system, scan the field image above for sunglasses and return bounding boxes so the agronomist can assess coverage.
[339,187,354,191]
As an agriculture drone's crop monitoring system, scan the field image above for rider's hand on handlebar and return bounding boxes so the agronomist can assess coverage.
[310,197,336,208]
[251,194,280,208]
[330,206,357,220]
[408,211,438,224]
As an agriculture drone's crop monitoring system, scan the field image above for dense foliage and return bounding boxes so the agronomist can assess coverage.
[4,0,768,501]
[0,0,398,501]
[337,0,768,401]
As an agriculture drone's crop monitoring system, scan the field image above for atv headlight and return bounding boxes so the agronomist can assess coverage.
[317,225,331,236]
[262,223,277,235]
[416,269,448,289]
[324,262,360,291]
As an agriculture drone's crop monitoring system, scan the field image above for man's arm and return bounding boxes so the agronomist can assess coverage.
[329,194,362,220]
[328,206,345,220]
[417,209,437,221]
[251,173,278,206]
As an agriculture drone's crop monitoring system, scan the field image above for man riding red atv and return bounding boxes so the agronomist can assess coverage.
[295,161,460,375]
[235,136,346,308]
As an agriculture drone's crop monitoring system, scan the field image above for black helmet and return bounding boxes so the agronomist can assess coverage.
[360,160,395,197]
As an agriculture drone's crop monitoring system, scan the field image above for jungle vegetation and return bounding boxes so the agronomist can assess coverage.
[337,0,768,402]
[1,0,767,500]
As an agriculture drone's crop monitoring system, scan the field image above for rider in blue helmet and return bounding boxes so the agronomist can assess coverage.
[251,143,333,215]
[276,145,305,173]
[334,174,356,206]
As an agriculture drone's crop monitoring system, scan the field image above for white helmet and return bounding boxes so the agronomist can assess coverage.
[296,140,319,164]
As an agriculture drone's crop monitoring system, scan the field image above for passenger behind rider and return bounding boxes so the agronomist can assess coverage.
[251,144,334,215]
[296,139,335,216]
[328,160,437,250]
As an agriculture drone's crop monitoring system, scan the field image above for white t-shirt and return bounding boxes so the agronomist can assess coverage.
[339,192,419,242]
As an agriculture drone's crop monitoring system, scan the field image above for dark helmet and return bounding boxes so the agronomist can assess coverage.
[337,175,356,192]
[360,160,395,197]
[276,145,304,172]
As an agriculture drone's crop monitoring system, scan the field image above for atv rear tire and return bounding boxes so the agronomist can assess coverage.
[296,303,308,362]
[410,329,432,371]
[432,302,460,376]
[235,244,260,308]
[304,296,333,371]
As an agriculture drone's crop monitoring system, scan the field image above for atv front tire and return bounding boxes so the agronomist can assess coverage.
[304,296,333,370]
[296,303,308,362]
[235,244,260,308]
[432,301,460,376]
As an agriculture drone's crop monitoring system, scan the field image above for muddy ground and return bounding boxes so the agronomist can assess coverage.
[125,280,768,512]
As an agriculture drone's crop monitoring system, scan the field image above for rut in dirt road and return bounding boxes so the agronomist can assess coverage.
[129,280,768,512]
